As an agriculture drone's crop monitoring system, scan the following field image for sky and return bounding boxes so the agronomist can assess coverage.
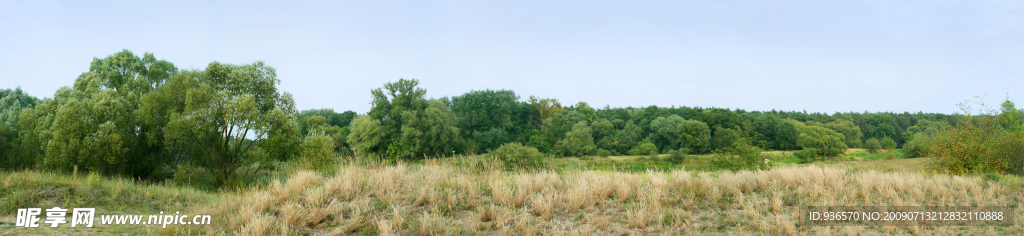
[1,0,1022,115]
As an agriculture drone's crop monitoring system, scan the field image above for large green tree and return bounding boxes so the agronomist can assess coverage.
[0,87,40,169]
[159,61,299,187]
[648,115,685,153]
[678,119,711,154]
[349,79,460,159]
[450,89,528,151]
[30,50,177,177]
[558,121,596,156]
[798,126,848,158]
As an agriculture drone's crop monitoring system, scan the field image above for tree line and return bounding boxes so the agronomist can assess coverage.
[1,50,1021,187]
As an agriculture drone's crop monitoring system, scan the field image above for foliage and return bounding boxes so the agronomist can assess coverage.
[489,142,547,171]
[351,79,461,159]
[879,136,897,150]
[647,115,685,153]
[774,119,806,150]
[712,127,742,151]
[797,126,848,158]
[471,128,511,153]
[590,119,615,142]
[30,50,178,178]
[557,121,596,157]
[297,109,355,135]
[667,149,686,163]
[597,149,611,157]
[296,131,336,172]
[821,119,863,148]
[160,61,299,187]
[712,142,769,171]
[629,138,658,156]
[0,87,40,169]
[865,138,882,154]
[793,149,815,164]
[930,98,1024,175]
[450,89,527,151]
[677,119,711,154]
[527,96,563,130]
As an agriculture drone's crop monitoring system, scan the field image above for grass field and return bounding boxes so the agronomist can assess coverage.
[2,151,1023,235]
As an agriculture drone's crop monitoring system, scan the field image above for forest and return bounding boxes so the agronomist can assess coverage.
[1,50,1022,187]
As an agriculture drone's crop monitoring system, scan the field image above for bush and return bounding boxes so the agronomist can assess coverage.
[172,164,214,191]
[880,136,897,150]
[793,149,815,164]
[931,113,1024,175]
[296,132,337,172]
[490,142,547,171]
[902,135,932,158]
[712,143,770,171]
[629,139,658,156]
[865,138,881,153]
[797,126,848,158]
[597,149,611,157]
[667,149,686,163]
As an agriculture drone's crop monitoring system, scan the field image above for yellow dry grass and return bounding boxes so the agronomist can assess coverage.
[173,162,1024,235]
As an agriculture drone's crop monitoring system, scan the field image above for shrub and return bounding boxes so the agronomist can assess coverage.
[902,135,932,158]
[667,149,686,163]
[490,142,547,171]
[296,131,336,172]
[629,139,658,156]
[597,149,611,157]
[879,136,897,150]
[793,149,815,164]
[712,143,769,171]
[797,126,848,158]
[172,164,214,190]
[865,138,881,153]
[930,110,1024,175]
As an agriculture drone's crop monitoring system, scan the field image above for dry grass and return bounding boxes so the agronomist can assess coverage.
[170,161,1024,235]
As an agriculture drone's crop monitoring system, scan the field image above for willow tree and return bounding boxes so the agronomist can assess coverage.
[29,50,177,177]
[349,79,460,159]
[161,61,299,187]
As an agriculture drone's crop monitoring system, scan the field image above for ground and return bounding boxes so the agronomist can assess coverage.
[1,150,1021,235]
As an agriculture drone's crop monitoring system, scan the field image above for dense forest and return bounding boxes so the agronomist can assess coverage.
[1,50,1021,186]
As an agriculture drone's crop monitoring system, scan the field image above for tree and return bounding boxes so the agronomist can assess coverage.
[712,127,743,151]
[450,89,528,150]
[348,115,385,158]
[797,126,848,158]
[528,96,563,130]
[879,136,897,150]
[161,61,299,187]
[998,98,1023,134]
[930,97,1024,175]
[350,79,461,159]
[572,102,598,124]
[472,128,511,153]
[558,121,596,156]
[616,120,644,154]
[865,138,882,153]
[775,119,806,150]
[0,87,40,169]
[678,119,711,154]
[590,119,614,142]
[32,50,178,178]
[648,115,685,153]
[629,138,658,156]
[821,120,863,148]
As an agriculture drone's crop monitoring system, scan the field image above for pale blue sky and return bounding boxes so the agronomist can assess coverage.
[2,0,1022,114]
